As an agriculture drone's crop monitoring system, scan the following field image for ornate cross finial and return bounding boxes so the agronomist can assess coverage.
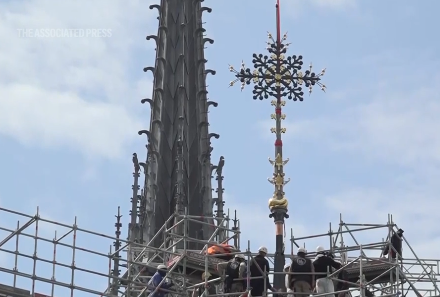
[228,34,326,101]
[229,0,326,221]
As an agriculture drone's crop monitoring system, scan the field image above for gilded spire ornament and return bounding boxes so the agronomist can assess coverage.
[230,28,326,213]
[229,0,326,216]
[229,0,326,293]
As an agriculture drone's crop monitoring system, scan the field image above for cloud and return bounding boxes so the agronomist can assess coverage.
[0,0,154,159]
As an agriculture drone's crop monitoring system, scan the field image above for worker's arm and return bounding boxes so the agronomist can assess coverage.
[311,261,315,288]
[264,259,274,291]
[217,262,228,275]
[151,274,172,291]
[287,266,292,288]
[330,259,342,270]
[238,262,246,278]
[285,267,290,289]
[287,266,295,288]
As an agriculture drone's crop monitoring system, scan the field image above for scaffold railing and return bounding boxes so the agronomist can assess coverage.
[288,213,440,297]
[1,207,439,297]
[0,206,242,297]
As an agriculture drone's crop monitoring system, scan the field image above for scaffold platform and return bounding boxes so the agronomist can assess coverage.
[0,207,439,297]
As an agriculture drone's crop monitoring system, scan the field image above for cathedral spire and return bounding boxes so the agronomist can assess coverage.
[229,0,326,293]
[139,0,218,249]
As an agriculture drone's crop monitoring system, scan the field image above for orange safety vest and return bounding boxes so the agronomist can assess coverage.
[207,244,234,255]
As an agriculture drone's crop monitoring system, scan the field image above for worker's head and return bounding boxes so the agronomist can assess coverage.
[258,246,268,256]
[397,229,404,237]
[157,264,167,276]
[202,272,212,281]
[235,253,245,262]
[316,246,325,254]
[296,248,307,258]
[297,247,307,257]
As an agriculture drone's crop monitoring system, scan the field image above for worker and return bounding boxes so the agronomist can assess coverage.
[288,248,315,296]
[383,229,404,260]
[147,264,173,297]
[249,246,275,297]
[285,263,294,297]
[313,246,341,297]
[217,253,247,295]
[192,272,217,297]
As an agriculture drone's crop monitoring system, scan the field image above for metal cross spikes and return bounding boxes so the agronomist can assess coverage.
[229,32,326,101]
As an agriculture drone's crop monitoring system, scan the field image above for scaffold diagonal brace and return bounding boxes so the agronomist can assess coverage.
[0,217,36,248]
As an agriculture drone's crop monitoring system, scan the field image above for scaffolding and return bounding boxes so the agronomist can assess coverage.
[0,206,240,297]
[288,214,440,297]
[0,207,439,297]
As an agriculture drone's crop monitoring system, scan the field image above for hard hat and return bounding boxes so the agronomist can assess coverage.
[235,253,245,260]
[202,272,211,279]
[316,246,325,253]
[258,246,268,254]
[284,263,290,270]
[297,248,307,254]
[157,264,167,270]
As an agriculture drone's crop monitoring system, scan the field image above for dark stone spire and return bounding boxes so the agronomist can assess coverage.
[140,0,218,248]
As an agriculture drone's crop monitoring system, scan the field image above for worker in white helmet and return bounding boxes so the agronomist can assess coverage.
[217,253,246,294]
[249,246,274,296]
[288,248,315,297]
[147,264,173,297]
[192,272,217,297]
[313,246,341,297]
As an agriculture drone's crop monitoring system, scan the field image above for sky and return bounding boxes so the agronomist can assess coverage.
[0,0,439,296]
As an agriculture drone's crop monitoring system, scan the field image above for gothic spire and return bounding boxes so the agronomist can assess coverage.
[139,0,218,248]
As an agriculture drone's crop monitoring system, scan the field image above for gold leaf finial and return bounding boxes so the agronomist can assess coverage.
[274,173,284,190]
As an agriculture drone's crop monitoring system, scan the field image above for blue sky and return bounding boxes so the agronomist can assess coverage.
[0,0,439,295]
